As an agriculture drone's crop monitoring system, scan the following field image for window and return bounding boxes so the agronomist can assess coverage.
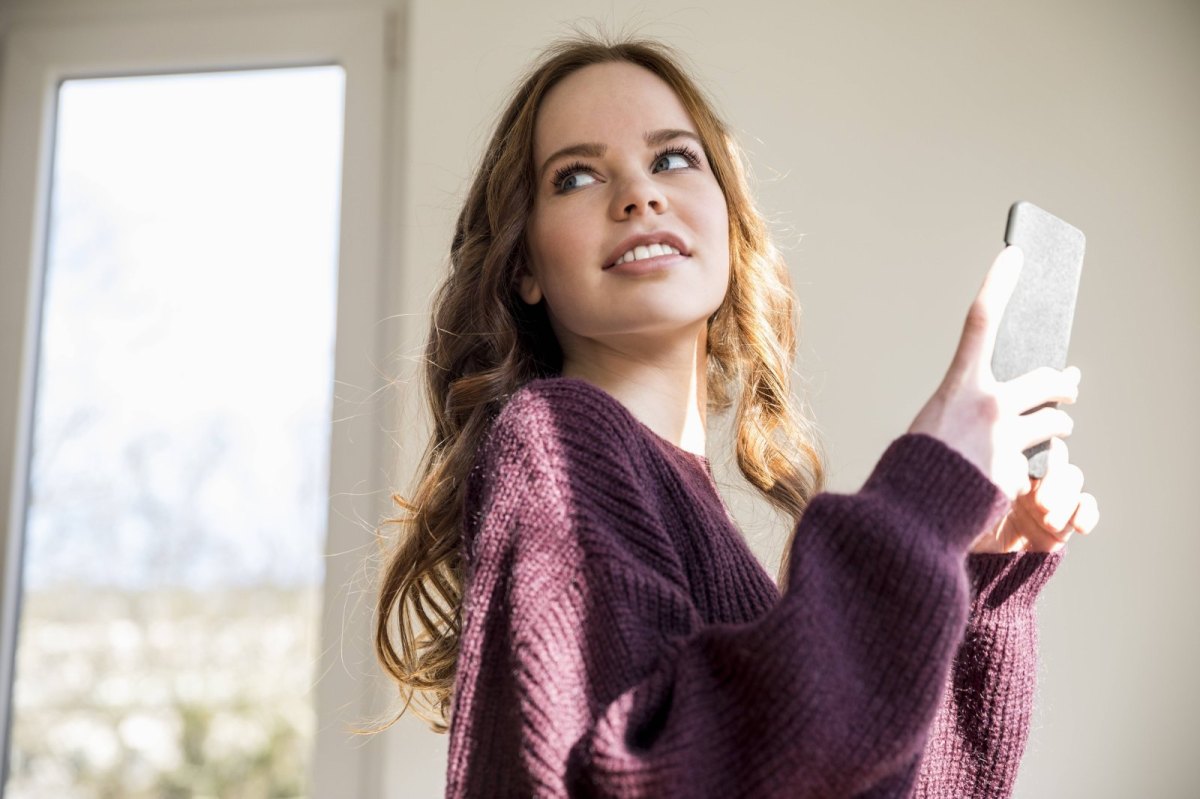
[0,9,391,798]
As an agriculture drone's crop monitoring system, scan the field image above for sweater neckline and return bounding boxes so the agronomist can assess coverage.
[548,376,712,470]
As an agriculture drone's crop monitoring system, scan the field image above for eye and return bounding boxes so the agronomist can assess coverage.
[652,145,701,173]
[551,161,596,192]
[550,144,703,194]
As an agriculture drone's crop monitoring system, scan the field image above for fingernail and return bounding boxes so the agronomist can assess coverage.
[1001,245,1024,269]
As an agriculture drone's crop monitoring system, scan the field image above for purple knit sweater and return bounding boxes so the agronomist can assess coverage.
[446,376,1063,798]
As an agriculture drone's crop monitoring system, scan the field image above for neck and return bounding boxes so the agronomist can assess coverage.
[559,325,709,459]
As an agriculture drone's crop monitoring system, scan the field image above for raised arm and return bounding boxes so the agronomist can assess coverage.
[446,403,1010,798]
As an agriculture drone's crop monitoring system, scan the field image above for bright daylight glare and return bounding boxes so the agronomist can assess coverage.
[5,65,345,798]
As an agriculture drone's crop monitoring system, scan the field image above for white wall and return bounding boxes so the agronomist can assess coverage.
[3,0,1197,796]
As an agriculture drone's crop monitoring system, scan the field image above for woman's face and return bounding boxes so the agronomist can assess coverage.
[522,61,730,355]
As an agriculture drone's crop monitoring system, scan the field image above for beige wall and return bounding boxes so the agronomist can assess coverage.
[3,0,1197,796]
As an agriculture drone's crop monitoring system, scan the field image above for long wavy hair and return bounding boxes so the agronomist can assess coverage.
[373,29,826,735]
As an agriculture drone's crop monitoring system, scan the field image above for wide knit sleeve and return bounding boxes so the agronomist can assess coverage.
[910,549,1065,798]
[445,389,1015,798]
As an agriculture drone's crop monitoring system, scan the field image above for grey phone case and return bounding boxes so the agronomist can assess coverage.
[992,201,1085,479]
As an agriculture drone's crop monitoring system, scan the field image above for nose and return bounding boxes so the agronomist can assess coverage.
[610,172,668,219]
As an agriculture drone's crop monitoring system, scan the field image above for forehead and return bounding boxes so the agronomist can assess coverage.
[533,61,696,157]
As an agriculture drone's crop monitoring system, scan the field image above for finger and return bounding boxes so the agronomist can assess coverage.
[1044,433,1070,473]
[1035,443,1086,530]
[1023,496,1075,546]
[1013,495,1074,549]
[1000,448,1034,502]
[1017,408,1074,451]
[949,246,1024,380]
[1068,492,1100,535]
[1038,434,1071,491]
[1001,365,1081,415]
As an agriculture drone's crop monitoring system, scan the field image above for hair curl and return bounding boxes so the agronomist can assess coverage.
[373,28,826,736]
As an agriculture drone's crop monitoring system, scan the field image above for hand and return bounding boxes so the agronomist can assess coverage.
[970,437,1101,553]
[907,245,1080,502]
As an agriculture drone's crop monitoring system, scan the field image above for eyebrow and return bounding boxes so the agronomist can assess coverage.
[538,128,703,182]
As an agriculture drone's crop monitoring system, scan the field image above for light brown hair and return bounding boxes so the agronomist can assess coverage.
[373,28,826,735]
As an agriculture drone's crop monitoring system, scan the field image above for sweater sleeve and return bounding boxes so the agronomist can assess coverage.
[910,549,1065,798]
[446,398,1013,798]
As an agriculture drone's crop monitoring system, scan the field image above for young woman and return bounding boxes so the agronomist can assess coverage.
[375,32,1100,798]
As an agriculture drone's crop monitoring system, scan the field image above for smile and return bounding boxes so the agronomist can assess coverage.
[610,242,683,266]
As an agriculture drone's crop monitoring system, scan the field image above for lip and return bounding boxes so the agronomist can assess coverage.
[605,252,687,276]
[602,231,690,270]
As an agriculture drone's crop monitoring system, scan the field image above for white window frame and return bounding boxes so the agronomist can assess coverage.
[0,7,392,797]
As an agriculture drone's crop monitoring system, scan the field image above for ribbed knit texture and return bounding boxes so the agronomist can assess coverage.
[446,376,1064,798]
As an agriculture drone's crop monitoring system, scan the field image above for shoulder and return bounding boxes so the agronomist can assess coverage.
[461,377,662,581]
[494,376,635,434]
[464,377,647,529]
[480,376,644,474]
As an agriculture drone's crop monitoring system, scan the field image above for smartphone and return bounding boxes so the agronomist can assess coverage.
[992,201,1085,479]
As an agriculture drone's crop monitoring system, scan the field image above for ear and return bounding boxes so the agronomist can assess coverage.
[518,271,543,305]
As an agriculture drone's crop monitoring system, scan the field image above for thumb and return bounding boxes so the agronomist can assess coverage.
[950,245,1024,380]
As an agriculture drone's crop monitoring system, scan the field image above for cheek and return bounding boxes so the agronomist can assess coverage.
[526,212,595,321]
[698,185,729,237]
[529,205,584,268]
[706,199,731,264]
[526,211,551,267]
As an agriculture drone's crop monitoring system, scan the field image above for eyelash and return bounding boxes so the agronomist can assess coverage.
[550,145,702,192]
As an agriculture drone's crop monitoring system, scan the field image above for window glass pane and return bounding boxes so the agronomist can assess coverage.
[5,65,345,798]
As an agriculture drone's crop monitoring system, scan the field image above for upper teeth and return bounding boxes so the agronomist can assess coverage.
[615,243,682,265]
